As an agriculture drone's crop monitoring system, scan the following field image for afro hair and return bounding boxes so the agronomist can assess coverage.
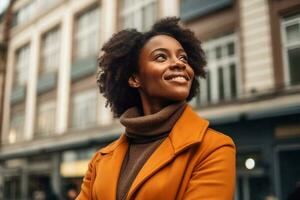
[97,17,206,117]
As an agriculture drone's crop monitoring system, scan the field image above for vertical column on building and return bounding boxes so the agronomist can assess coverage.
[20,160,29,199]
[97,0,116,125]
[51,153,61,196]
[0,164,3,200]
[24,28,39,140]
[160,0,179,17]
[1,46,14,141]
[239,0,274,95]
[56,7,72,134]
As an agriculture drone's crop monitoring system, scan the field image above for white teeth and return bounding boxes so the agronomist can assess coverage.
[170,76,186,81]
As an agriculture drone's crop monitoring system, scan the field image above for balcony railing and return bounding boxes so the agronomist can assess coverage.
[37,72,57,94]
[10,85,26,105]
[71,56,98,81]
[180,0,233,21]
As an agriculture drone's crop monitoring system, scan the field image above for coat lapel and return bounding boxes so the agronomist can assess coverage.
[126,137,175,200]
[126,105,209,200]
[98,134,128,200]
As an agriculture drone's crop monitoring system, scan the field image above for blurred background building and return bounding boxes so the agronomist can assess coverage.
[0,0,299,199]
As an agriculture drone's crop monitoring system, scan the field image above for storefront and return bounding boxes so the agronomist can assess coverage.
[213,110,300,200]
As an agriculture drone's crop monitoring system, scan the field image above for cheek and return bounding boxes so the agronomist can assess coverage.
[140,66,163,85]
[188,66,195,79]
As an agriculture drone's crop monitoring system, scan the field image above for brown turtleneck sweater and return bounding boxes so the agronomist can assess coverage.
[117,101,187,200]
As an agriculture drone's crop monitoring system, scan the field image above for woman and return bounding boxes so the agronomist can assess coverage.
[76,17,236,200]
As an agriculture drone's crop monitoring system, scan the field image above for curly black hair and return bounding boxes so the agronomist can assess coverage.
[97,17,206,117]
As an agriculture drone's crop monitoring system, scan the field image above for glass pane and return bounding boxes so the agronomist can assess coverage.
[75,8,100,59]
[227,42,235,56]
[4,176,21,199]
[9,111,25,143]
[16,45,30,86]
[42,28,60,73]
[207,71,211,102]
[218,67,224,100]
[286,24,300,44]
[143,2,156,31]
[279,149,300,200]
[72,90,97,129]
[216,46,222,59]
[230,63,237,98]
[36,101,56,136]
[288,47,300,85]
[249,176,272,200]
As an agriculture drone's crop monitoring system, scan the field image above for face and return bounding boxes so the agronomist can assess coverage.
[129,35,194,107]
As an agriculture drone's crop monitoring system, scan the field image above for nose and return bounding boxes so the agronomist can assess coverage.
[169,57,186,70]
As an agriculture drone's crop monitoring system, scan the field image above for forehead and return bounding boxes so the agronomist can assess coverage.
[141,35,184,53]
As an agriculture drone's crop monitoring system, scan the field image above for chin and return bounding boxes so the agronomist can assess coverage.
[167,91,189,101]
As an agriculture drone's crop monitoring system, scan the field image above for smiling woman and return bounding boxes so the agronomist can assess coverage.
[76,17,236,200]
[130,34,195,115]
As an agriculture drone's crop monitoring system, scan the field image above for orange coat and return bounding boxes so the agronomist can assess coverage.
[76,105,236,200]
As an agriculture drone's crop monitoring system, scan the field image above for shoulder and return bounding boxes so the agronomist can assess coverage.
[98,134,127,154]
[204,128,235,147]
[195,128,236,160]
[88,135,125,165]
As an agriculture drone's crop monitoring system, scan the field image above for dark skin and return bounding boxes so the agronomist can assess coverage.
[128,35,195,115]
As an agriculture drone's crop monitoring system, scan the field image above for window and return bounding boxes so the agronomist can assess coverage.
[14,0,36,26]
[120,0,157,31]
[35,101,56,137]
[41,27,61,74]
[180,0,233,21]
[199,34,239,105]
[282,13,300,86]
[4,176,21,200]
[9,111,25,143]
[13,0,61,27]
[71,89,97,130]
[37,0,60,10]
[14,44,30,87]
[62,148,97,162]
[74,7,101,59]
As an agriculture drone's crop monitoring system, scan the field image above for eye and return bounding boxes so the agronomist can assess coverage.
[179,55,188,63]
[154,54,167,62]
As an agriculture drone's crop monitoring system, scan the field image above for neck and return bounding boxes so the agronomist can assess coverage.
[139,92,172,115]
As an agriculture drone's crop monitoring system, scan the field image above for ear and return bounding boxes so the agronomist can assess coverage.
[128,74,141,88]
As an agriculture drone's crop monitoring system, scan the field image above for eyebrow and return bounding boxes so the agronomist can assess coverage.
[150,48,186,56]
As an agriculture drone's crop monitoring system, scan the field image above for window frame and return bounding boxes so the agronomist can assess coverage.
[35,100,56,137]
[199,33,241,106]
[73,6,101,60]
[281,13,300,87]
[9,110,25,144]
[71,89,98,130]
[40,26,61,75]
[14,44,30,88]
[119,0,158,31]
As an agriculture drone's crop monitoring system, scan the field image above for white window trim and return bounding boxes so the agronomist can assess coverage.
[74,7,101,59]
[9,111,25,144]
[200,33,241,105]
[36,100,56,136]
[281,14,300,87]
[72,89,98,130]
[15,44,30,87]
[42,28,61,74]
[120,0,157,31]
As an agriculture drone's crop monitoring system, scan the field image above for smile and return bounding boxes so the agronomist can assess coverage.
[164,73,190,84]
[168,76,188,83]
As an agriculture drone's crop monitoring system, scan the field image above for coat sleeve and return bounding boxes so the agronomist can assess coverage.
[182,132,236,200]
[76,152,100,200]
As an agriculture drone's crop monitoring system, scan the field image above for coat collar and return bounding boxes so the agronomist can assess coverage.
[99,105,209,155]
[98,105,209,200]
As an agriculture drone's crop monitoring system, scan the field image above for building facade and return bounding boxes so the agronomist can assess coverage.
[0,0,299,199]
